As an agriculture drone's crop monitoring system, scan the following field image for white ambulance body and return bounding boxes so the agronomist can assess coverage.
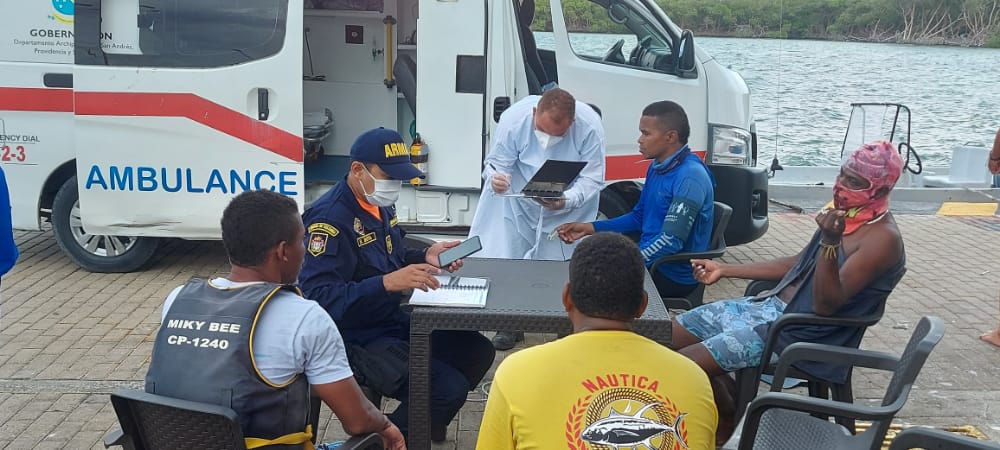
[1,0,767,272]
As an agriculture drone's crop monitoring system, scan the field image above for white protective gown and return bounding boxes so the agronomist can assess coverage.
[468,96,606,260]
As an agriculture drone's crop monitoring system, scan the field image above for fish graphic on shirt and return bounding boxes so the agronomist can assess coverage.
[580,401,688,450]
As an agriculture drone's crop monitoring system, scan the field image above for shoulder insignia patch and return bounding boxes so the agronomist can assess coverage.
[308,232,329,256]
[357,232,377,247]
[307,222,339,237]
[389,216,399,227]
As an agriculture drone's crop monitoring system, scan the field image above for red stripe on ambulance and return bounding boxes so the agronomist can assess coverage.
[0,87,73,112]
[605,154,650,181]
[605,150,708,181]
[74,92,303,163]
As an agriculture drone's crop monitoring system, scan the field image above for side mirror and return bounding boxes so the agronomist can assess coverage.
[675,29,696,78]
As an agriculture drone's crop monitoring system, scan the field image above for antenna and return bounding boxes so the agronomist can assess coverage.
[769,0,784,177]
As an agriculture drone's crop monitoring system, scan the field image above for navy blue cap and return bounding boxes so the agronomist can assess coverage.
[350,127,424,180]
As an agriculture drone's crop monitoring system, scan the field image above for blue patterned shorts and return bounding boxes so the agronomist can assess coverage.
[675,296,786,371]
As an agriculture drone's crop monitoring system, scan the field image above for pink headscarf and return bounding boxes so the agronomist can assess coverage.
[832,140,902,235]
[842,140,903,192]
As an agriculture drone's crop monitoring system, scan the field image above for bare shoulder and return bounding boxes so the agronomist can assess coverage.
[844,213,903,258]
[867,214,903,244]
[849,214,903,263]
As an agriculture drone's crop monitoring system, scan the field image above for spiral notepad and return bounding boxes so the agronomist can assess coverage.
[408,276,489,308]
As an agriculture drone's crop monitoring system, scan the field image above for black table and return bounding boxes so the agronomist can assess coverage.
[406,257,672,449]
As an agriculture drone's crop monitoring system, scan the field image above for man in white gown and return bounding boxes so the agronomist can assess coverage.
[468,88,606,349]
[469,88,606,261]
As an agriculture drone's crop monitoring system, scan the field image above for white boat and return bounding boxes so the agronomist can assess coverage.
[765,103,1000,210]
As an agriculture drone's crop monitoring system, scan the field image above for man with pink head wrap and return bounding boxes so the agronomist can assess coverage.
[829,140,903,235]
[665,141,907,442]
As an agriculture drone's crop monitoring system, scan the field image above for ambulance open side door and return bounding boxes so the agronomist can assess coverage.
[71,1,304,241]
[415,0,487,189]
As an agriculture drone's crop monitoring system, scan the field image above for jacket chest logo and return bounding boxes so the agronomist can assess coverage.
[357,232,376,247]
[385,235,393,253]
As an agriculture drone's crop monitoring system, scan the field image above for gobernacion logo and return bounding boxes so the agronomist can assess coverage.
[49,0,75,25]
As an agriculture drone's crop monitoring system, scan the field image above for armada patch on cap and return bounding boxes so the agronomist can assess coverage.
[308,232,329,256]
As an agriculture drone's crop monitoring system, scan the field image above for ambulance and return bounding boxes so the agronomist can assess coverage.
[1,0,767,272]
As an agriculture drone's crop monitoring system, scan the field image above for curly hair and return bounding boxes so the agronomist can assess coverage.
[569,233,646,321]
[221,190,301,267]
[642,100,690,145]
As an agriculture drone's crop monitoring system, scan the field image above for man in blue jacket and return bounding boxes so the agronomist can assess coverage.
[0,166,18,286]
[556,101,714,298]
[299,128,495,442]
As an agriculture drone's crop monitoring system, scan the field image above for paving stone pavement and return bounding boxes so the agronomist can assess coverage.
[1,212,999,449]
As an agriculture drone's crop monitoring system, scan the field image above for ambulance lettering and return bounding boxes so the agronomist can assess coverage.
[85,165,298,195]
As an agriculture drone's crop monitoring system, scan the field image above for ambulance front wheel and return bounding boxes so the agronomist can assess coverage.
[51,176,161,273]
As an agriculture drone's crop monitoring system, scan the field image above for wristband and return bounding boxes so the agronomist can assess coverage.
[818,240,841,260]
[990,155,1000,161]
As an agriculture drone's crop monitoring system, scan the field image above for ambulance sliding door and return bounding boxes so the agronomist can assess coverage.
[73,0,304,238]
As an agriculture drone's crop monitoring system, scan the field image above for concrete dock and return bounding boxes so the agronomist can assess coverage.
[1,208,999,448]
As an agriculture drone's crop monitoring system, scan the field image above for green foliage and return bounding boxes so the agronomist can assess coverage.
[530,0,997,46]
[987,30,1000,48]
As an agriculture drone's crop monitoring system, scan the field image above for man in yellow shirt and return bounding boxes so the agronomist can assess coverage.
[476,233,718,450]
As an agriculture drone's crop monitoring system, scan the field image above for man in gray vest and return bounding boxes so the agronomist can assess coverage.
[146,189,405,449]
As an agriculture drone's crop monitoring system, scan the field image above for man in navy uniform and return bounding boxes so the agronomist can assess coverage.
[299,127,495,442]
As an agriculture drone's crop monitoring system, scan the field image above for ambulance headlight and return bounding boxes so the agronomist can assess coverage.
[709,125,752,166]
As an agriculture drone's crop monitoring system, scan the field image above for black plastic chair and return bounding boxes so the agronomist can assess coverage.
[732,276,898,434]
[104,389,383,450]
[888,427,1000,450]
[650,201,732,310]
[722,316,945,450]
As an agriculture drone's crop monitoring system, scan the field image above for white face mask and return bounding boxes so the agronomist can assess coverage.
[534,129,563,149]
[360,166,402,207]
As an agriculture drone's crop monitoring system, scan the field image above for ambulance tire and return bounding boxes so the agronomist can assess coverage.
[52,176,161,273]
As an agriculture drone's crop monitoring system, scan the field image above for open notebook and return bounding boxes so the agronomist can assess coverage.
[408,276,489,308]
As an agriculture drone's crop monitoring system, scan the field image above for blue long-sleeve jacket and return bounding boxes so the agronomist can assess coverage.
[298,180,426,345]
[0,166,18,279]
[592,147,714,285]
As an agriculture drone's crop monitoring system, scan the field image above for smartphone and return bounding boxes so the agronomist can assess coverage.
[437,236,482,268]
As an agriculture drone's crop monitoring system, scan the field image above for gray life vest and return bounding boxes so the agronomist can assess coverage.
[146,279,314,449]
